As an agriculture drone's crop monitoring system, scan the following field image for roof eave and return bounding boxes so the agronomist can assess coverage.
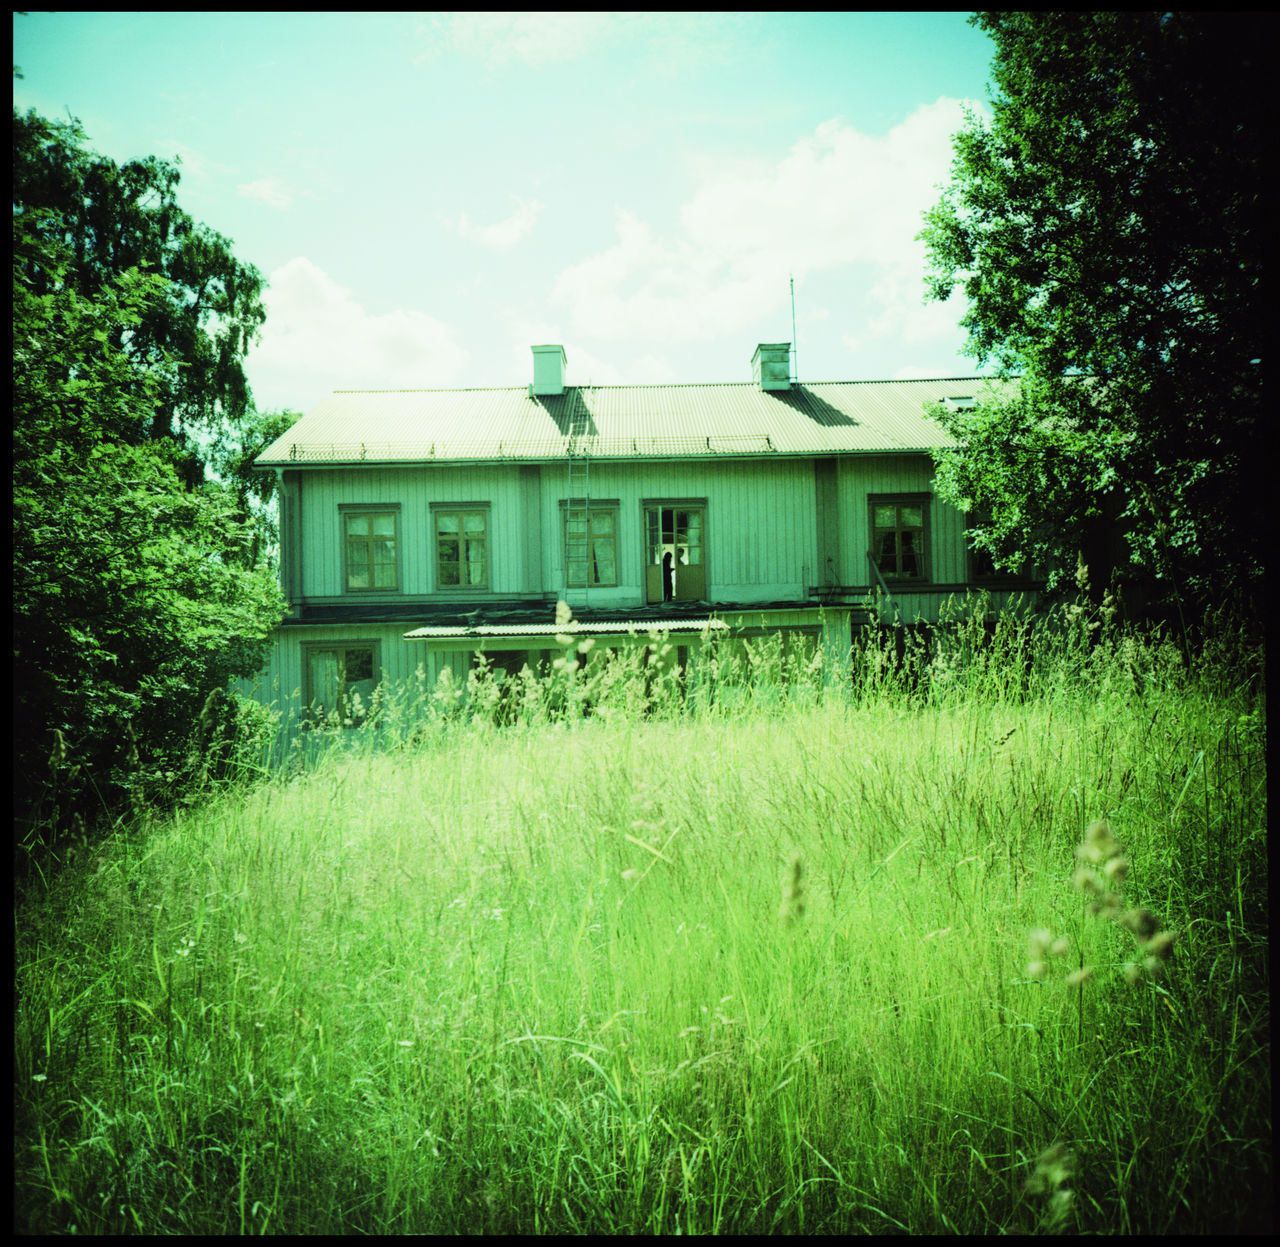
[253,445,947,471]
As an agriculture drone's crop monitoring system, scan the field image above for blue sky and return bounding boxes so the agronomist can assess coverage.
[14,12,999,414]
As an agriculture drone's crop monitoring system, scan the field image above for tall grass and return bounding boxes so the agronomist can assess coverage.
[14,596,1269,1233]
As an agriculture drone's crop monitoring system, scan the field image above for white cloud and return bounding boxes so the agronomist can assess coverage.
[153,138,235,181]
[237,175,295,210]
[417,12,618,66]
[457,198,542,250]
[247,257,468,410]
[414,12,749,73]
[550,98,982,352]
[496,314,678,386]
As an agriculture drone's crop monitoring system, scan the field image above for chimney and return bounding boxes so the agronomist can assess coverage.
[752,342,791,391]
[531,344,567,396]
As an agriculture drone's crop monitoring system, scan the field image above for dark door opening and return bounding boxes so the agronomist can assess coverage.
[645,506,705,603]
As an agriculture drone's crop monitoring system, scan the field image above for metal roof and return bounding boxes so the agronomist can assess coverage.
[256,376,1015,467]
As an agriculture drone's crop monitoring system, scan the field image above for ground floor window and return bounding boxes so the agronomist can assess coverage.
[304,643,377,723]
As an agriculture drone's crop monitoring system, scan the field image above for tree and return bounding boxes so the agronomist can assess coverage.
[13,108,270,484]
[920,12,1266,614]
[12,123,288,866]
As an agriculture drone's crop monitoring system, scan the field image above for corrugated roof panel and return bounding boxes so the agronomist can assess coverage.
[405,618,730,639]
[257,377,1016,466]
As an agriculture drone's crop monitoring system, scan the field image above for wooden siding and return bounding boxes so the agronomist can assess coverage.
[271,451,1039,631]
[864,587,1037,627]
[233,620,477,759]
[542,457,819,607]
[297,465,530,600]
[837,453,970,589]
[234,621,462,714]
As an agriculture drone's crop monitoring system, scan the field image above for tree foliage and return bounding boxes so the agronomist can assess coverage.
[921,13,1265,611]
[13,109,271,478]
[13,115,288,864]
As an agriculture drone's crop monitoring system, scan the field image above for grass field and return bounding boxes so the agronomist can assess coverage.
[14,599,1270,1233]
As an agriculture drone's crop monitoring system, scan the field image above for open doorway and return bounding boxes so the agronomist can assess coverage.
[645,505,705,603]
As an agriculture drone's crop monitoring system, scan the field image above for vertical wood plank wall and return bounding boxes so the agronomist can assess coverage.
[290,453,989,606]
[238,451,1039,733]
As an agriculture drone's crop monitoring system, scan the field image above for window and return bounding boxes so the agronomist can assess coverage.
[966,510,1020,582]
[564,502,619,587]
[344,510,399,592]
[434,507,488,589]
[871,496,929,581]
[644,504,706,603]
[305,643,377,723]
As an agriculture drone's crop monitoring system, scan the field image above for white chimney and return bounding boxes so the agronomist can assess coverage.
[531,344,567,396]
[752,342,791,391]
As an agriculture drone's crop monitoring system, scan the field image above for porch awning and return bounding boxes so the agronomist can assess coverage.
[404,618,729,641]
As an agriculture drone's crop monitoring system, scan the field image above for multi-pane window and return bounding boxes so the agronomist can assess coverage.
[565,504,618,587]
[305,644,376,723]
[871,497,929,581]
[344,511,398,591]
[435,508,488,588]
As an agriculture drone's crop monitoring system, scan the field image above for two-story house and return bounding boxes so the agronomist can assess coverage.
[245,343,1036,723]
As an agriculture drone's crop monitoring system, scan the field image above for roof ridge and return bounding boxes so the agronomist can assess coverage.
[327,375,998,396]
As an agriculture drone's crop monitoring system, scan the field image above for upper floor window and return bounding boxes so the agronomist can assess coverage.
[966,510,1021,582]
[343,508,399,592]
[871,496,930,581]
[435,506,489,589]
[564,501,619,588]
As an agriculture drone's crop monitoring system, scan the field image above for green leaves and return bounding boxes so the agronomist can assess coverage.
[13,107,267,467]
[920,13,1265,611]
[13,124,286,860]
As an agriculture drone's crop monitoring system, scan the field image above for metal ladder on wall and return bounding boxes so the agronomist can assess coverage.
[564,387,591,606]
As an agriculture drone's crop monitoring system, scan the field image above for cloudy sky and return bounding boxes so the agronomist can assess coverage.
[14,12,998,414]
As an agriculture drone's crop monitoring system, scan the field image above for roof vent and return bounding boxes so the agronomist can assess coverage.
[752,342,791,392]
[943,395,977,413]
[531,344,567,397]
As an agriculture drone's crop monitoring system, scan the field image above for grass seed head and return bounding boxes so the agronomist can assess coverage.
[1088,890,1124,918]
[1119,907,1159,940]
[778,850,805,924]
[48,728,68,772]
[1047,1187,1075,1225]
[1026,1141,1077,1228]
[1078,819,1122,865]
[1026,1141,1074,1196]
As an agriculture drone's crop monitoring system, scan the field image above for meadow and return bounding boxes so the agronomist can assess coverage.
[14,597,1270,1234]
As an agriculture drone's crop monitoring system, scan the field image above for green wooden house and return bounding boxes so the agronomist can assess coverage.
[242,343,1036,723]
